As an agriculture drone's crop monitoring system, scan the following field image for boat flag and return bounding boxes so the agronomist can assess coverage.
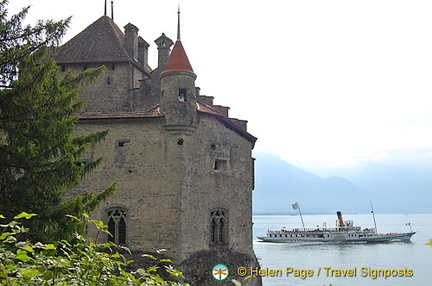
[292,202,305,229]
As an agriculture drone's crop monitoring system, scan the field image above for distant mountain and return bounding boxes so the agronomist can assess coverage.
[346,163,432,214]
[252,152,432,214]
[252,152,369,214]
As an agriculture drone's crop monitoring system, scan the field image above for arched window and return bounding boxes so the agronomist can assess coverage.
[210,209,228,245]
[107,208,127,245]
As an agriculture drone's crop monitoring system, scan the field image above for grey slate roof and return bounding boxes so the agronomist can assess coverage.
[55,16,131,63]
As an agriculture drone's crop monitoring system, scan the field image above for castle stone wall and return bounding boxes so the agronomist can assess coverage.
[75,118,183,256]
[179,115,255,259]
[74,111,256,265]
[62,62,146,112]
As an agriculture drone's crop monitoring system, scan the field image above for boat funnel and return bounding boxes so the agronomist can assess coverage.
[336,211,345,227]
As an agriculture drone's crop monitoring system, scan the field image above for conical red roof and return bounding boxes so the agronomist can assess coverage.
[162,40,194,74]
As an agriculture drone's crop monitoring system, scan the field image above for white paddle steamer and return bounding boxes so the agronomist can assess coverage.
[258,211,415,243]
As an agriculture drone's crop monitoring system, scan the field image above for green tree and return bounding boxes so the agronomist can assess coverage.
[0,0,116,242]
[0,213,189,285]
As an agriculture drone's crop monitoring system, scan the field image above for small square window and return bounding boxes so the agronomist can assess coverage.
[214,159,227,172]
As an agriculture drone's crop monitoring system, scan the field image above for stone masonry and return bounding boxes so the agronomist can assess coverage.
[57,9,261,286]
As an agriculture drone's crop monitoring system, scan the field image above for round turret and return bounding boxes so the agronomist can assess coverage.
[159,10,197,134]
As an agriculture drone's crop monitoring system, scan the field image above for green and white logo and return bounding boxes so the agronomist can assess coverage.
[212,264,229,281]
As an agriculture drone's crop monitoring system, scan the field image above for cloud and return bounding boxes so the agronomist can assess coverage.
[11,0,432,173]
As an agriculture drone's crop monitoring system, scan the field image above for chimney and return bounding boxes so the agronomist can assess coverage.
[154,33,174,71]
[138,36,150,68]
[124,23,139,61]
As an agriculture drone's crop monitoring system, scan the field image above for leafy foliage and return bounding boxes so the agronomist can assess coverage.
[0,0,70,87]
[0,213,190,285]
[0,0,115,242]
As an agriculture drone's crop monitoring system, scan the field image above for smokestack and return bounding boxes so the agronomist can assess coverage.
[337,211,345,227]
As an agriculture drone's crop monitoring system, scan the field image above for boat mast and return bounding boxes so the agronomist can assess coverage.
[292,202,305,230]
[371,201,378,234]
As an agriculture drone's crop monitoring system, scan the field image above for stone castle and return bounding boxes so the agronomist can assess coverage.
[56,7,261,285]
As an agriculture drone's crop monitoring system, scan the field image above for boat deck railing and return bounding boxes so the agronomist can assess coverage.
[268,226,363,234]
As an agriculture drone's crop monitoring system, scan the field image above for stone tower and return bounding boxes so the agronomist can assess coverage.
[160,29,198,134]
[57,7,261,286]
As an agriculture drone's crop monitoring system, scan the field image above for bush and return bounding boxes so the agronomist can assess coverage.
[0,213,189,285]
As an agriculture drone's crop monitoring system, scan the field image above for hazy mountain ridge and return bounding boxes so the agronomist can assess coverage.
[252,152,432,214]
[346,163,432,213]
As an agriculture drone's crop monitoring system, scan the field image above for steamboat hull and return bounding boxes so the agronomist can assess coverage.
[257,231,416,244]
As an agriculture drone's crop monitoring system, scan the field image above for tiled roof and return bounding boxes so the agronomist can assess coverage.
[196,101,223,116]
[79,106,163,120]
[55,16,131,63]
[162,40,194,74]
[197,101,257,146]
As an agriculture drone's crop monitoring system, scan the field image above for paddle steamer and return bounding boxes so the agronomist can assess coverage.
[258,211,415,243]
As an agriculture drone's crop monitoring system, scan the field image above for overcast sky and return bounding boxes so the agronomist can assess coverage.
[8,0,432,176]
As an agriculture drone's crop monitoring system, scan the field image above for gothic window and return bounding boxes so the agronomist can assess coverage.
[210,209,228,245]
[107,208,127,245]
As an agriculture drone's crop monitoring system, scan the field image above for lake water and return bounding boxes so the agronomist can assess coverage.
[252,213,432,286]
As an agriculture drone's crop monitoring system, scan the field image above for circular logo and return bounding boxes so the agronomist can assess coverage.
[212,264,229,281]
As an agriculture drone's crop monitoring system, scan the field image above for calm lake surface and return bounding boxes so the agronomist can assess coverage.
[252,214,432,286]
